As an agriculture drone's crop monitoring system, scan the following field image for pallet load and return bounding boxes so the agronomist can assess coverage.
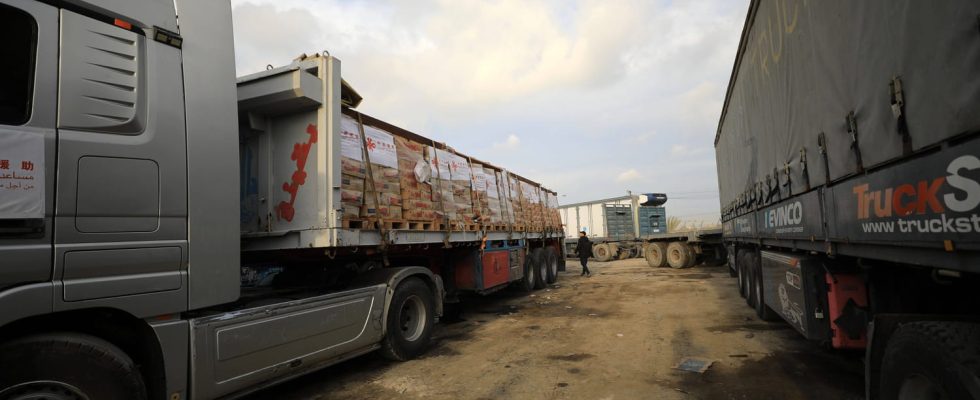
[495,171,514,226]
[332,111,556,233]
[428,146,458,225]
[507,174,525,229]
[395,136,438,225]
[483,168,504,227]
[359,123,402,220]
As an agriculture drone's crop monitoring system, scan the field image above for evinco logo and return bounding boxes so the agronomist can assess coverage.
[765,201,803,228]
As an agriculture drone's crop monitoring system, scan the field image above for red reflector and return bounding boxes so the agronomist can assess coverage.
[114,18,132,30]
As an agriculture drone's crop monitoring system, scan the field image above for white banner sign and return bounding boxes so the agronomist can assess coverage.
[0,131,44,219]
[339,115,363,161]
[363,125,398,168]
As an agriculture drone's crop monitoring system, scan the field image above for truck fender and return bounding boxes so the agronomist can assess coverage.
[348,267,445,335]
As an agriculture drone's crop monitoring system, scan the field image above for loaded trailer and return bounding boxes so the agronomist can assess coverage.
[716,0,980,398]
[559,194,725,268]
[0,1,563,399]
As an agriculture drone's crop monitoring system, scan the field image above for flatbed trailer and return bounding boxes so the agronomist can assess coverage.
[715,0,980,398]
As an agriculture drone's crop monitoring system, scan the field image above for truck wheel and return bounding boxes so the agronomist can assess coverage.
[0,333,147,400]
[545,247,559,284]
[644,242,668,268]
[727,247,738,277]
[736,251,748,299]
[519,249,539,292]
[593,244,613,262]
[533,248,548,289]
[748,251,779,321]
[881,321,980,400]
[666,242,693,269]
[741,251,757,308]
[381,278,435,361]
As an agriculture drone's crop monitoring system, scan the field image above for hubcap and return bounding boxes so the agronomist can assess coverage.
[0,381,89,400]
[399,295,427,342]
[669,249,681,264]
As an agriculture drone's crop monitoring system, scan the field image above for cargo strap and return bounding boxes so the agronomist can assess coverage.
[357,114,391,266]
[429,140,453,248]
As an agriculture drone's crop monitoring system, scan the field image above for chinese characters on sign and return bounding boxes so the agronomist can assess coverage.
[0,131,44,219]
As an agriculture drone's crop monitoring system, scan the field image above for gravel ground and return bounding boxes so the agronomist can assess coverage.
[245,258,864,400]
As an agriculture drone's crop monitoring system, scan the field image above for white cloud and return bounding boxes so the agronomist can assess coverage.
[492,134,521,150]
[616,169,641,183]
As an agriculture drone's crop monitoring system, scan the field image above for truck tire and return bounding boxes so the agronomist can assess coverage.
[741,251,757,308]
[644,242,668,268]
[880,321,980,400]
[736,250,748,299]
[545,247,559,284]
[593,244,614,262]
[727,246,738,277]
[380,278,435,361]
[666,242,693,269]
[519,249,539,292]
[533,248,548,289]
[0,333,147,400]
[748,251,779,321]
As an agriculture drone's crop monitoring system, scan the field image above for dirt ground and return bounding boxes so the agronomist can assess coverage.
[245,259,865,400]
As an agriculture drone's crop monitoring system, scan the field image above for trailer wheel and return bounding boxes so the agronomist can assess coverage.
[644,242,668,268]
[740,251,757,308]
[0,333,147,400]
[735,250,748,299]
[593,244,614,262]
[881,321,980,400]
[666,242,693,269]
[727,246,737,277]
[533,248,548,289]
[519,249,539,292]
[381,278,435,361]
[748,251,779,321]
[545,247,559,284]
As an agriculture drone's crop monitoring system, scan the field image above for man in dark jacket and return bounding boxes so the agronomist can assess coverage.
[575,231,593,277]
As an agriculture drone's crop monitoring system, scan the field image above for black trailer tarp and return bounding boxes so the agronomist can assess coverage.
[715,0,980,216]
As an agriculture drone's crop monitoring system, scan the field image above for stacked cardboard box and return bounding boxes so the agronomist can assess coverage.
[360,124,402,220]
[520,181,544,228]
[433,149,475,223]
[396,137,438,221]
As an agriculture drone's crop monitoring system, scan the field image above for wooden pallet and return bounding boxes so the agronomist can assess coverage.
[341,218,369,229]
[406,220,437,231]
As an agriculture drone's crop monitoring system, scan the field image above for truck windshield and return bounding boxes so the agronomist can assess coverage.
[0,4,36,126]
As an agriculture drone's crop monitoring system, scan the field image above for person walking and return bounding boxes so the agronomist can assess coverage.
[575,231,593,277]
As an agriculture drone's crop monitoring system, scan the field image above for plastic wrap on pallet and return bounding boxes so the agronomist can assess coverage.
[429,146,458,221]
[484,168,503,224]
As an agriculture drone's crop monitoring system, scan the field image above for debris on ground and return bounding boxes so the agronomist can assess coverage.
[673,357,715,373]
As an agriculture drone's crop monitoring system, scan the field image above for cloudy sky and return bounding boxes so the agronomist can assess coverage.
[230,0,750,225]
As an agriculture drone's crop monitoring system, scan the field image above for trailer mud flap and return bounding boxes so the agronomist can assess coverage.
[760,251,829,341]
